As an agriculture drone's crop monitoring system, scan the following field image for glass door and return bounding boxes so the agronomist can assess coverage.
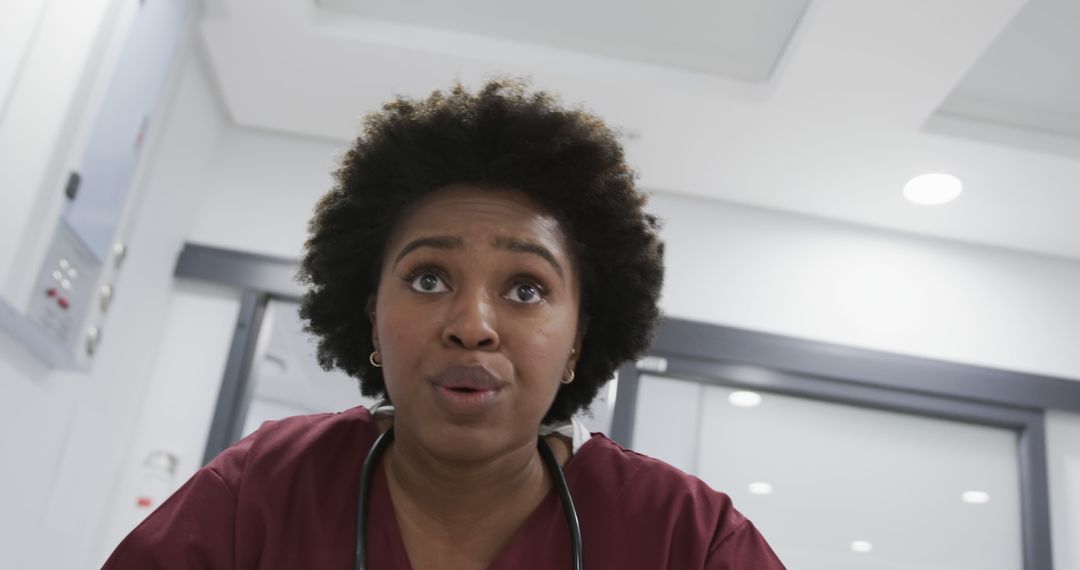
[632,374,1024,570]
[239,299,380,437]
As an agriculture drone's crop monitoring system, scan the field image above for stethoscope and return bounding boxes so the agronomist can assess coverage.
[354,426,584,570]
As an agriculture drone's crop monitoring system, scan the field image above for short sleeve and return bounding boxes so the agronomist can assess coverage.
[706,520,787,569]
[101,466,238,569]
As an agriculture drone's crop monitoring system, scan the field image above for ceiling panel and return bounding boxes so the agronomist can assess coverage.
[316,0,808,81]
[937,0,1080,139]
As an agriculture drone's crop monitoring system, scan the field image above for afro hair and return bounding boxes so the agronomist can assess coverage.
[298,79,664,423]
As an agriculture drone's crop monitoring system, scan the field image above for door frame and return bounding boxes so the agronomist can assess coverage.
[610,318,1076,570]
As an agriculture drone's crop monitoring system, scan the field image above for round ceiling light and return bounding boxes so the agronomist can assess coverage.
[728,391,763,408]
[748,482,774,495]
[961,490,991,504]
[903,173,963,205]
[850,540,874,553]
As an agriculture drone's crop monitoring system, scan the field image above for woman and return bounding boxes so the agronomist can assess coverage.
[104,80,785,569]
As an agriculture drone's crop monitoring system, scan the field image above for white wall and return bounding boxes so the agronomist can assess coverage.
[0,39,228,570]
[94,280,240,565]
[188,127,348,260]
[178,126,1080,569]
[651,192,1080,380]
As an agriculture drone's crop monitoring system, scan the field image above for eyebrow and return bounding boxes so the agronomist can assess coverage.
[393,236,464,265]
[393,234,565,278]
[493,236,564,278]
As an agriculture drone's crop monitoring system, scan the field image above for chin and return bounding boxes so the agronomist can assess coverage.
[417,417,526,463]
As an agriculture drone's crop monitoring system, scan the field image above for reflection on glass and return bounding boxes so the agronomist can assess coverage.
[633,374,1022,570]
[242,300,379,437]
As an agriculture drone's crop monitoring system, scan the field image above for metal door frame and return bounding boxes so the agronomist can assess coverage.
[609,319,1073,570]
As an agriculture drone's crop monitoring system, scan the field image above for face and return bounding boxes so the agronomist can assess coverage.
[372,184,582,462]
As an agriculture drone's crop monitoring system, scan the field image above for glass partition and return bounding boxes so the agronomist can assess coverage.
[633,374,1023,570]
[240,299,378,437]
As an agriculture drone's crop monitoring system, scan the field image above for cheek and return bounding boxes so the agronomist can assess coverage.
[378,314,426,367]
[517,323,575,387]
[374,289,429,385]
[377,317,428,408]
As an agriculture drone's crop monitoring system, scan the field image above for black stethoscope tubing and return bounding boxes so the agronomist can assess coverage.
[355,426,584,569]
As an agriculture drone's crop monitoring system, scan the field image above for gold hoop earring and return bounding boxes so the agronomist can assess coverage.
[369,351,382,368]
[561,348,578,384]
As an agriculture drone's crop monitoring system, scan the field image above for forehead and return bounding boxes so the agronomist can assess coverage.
[387,184,568,250]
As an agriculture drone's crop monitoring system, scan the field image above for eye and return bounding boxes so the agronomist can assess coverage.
[506,282,544,305]
[409,272,449,294]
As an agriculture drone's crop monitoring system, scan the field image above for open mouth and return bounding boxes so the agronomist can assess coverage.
[432,383,501,414]
[431,365,502,414]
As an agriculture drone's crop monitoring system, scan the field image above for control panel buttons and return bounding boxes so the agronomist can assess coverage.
[85,326,101,356]
[100,284,114,312]
[28,220,111,363]
[113,243,127,268]
[86,326,101,356]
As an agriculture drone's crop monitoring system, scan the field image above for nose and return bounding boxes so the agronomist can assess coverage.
[442,289,500,350]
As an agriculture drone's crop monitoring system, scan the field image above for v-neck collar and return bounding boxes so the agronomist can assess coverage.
[365,435,597,569]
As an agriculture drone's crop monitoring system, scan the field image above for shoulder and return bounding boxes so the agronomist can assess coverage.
[569,435,750,547]
[104,408,379,568]
[571,434,741,506]
[568,436,786,567]
[205,406,379,492]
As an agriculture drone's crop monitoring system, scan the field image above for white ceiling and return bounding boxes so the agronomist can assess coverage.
[938,0,1080,140]
[316,0,808,81]
[200,0,1080,261]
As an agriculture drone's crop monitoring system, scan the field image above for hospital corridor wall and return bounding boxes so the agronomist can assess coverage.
[1,49,1079,569]
[0,39,229,569]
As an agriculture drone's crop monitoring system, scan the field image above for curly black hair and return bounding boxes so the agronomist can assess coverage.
[298,79,664,423]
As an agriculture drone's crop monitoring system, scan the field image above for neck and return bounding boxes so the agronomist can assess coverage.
[378,421,574,568]
[384,427,550,531]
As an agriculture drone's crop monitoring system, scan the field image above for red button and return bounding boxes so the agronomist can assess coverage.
[136,497,152,508]
[58,298,69,309]
[46,288,57,298]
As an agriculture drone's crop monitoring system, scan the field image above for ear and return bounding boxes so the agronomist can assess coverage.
[367,296,379,349]
[571,324,586,364]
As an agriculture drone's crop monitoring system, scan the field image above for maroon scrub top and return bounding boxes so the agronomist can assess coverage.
[103,406,785,569]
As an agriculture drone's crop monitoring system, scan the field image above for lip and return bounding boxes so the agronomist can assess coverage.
[430,364,504,415]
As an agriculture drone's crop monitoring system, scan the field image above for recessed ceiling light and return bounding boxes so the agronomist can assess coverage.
[850,540,873,553]
[728,391,763,407]
[903,173,963,205]
[961,490,991,504]
[748,482,773,495]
